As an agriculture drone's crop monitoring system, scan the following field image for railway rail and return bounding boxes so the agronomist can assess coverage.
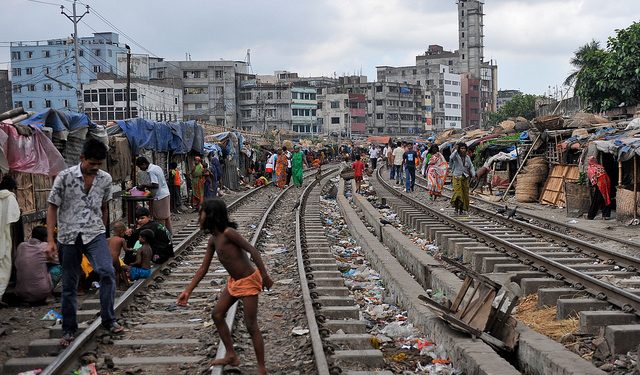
[375,166,640,338]
[1,168,324,375]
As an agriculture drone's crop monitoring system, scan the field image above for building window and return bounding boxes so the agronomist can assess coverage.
[79,50,84,57]
[108,50,112,57]
[292,92,299,100]
[93,65,102,73]
[193,71,202,78]
[241,109,251,118]
[376,85,383,92]
[26,51,33,58]
[331,117,340,124]
[376,113,383,119]
[26,67,33,75]
[43,67,50,74]
[27,84,35,92]
[330,101,340,109]
[63,99,69,107]
[12,68,21,76]
[43,83,52,91]
[43,50,50,58]
[215,86,224,95]
[462,54,465,60]
[239,92,252,100]
[276,91,282,99]
[12,85,21,93]
[114,89,124,101]
[130,88,137,101]
[461,32,465,38]
[175,97,178,105]
[27,101,33,109]
[267,92,273,99]
[376,100,383,106]
[215,70,223,79]
[195,103,203,109]
[44,100,51,107]
[184,87,207,95]
[11,51,21,60]
[94,49,100,56]
[15,101,23,108]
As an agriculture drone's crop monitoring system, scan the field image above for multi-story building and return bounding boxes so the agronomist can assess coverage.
[497,89,522,110]
[0,70,11,113]
[237,77,292,133]
[10,32,127,112]
[317,91,348,136]
[458,0,483,79]
[461,73,481,127]
[291,86,319,134]
[442,66,462,129]
[149,60,249,127]
[82,73,182,123]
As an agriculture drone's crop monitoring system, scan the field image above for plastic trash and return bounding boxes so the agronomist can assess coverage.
[381,321,414,338]
[17,370,42,375]
[188,318,203,322]
[291,327,309,336]
[73,364,97,375]
[265,247,288,255]
[41,309,62,321]
[276,278,294,285]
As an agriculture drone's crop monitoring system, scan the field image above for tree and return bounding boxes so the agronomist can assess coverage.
[563,40,601,87]
[487,93,538,126]
[573,22,640,112]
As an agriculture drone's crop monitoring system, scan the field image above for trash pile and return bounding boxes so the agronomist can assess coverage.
[321,186,460,374]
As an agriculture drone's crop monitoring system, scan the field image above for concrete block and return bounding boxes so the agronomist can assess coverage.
[482,257,518,273]
[313,277,345,287]
[493,264,530,273]
[538,288,582,307]
[580,311,638,334]
[320,306,360,320]
[333,349,386,368]
[314,287,350,296]
[2,357,56,374]
[520,278,565,295]
[316,295,355,307]
[435,231,459,247]
[113,356,203,366]
[556,298,609,319]
[327,333,374,350]
[311,271,342,278]
[454,242,482,258]
[605,325,640,354]
[569,264,615,271]
[325,319,368,334]
[443,235,471,255]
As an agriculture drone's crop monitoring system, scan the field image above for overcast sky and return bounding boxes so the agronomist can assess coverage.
[2,0,639,96]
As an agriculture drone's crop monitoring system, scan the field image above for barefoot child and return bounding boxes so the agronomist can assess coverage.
[107,222,132,289]
[176,199,273,374]
[128,229,153,280]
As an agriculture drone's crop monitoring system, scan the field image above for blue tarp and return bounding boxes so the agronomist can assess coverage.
[20,109,94,131]
[116,118,204,155]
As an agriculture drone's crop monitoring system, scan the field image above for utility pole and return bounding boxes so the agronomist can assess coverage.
[61,0,89,113]
[125,44,131,118]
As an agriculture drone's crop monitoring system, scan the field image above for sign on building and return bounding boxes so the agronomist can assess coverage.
[116,53,149,79]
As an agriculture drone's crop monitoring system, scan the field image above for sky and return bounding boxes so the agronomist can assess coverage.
[2,0,639,96]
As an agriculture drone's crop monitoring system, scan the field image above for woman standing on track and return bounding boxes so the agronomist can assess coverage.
[587,155,612,220]
[426,144,448,200]
[190,156,205,211]
[291,145,304,187]
[448,142,475,215]
[275,148,288,189]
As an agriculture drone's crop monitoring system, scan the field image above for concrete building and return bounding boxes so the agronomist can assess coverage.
[149,60,249,127]
[461,73,481,127]
[237,77,293,133]
[10,32,127,112]
[0,70,12,113]
[291,86,319,134]
[317,91,348,136]
[442,66,462,129]
[458,0,484,79]
[83,73,182,123]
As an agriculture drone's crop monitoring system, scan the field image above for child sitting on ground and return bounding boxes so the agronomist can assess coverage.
[128,229,153,280]
[108,222,132,289]
[176,199,273,374]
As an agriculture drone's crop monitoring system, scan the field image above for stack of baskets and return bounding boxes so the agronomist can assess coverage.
[515,157,548,203]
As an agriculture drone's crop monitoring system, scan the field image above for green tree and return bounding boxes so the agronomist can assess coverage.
[573,22,640,112]
[563,40,601,87]
[487,93,538,126]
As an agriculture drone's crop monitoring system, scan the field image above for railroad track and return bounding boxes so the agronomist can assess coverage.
[416,173,640,254]
[296,170,394,374]
[1,168,324,375]
[373,166,640,355]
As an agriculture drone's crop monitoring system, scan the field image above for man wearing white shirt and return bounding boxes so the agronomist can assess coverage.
[135,157,172,234]
[369,144,380,170]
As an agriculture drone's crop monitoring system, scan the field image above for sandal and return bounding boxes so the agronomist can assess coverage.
[109,322,125,334]
[60,332,75,347]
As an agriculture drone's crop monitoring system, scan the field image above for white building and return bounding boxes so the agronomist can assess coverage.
[83,73,182,122]
[317,92,348,136]
[441,65,462,129]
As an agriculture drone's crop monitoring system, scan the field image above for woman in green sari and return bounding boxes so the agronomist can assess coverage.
[292,145,304,187]
[190,156,205,211]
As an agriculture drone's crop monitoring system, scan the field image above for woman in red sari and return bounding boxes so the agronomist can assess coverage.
[587,156,612,220]
[275,148,288,189]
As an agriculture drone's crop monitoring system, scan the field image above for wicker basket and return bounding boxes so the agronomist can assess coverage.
[533,115,564,131]
[616,187,640,223]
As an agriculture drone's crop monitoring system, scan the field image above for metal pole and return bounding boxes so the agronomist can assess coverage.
[61,0,89,112]
[126,46,131,118]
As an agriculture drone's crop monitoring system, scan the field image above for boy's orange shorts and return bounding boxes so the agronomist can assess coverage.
[227,269,263,297]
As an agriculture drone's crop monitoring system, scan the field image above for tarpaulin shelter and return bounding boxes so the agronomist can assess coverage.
[113,118,204,155]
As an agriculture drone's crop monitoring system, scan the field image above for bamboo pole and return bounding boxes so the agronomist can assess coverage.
[501,133,542,201]
[618,160,623,187]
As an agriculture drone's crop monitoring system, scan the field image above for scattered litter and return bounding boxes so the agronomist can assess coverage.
[265,247,288,255]
[41,309,62,321]
[203,321,214,328]
[188,318,203,323]
[291,327,309,336]
[17,370,42,375]
[276,278,294,285]
[250,224,257,229]
[567,220,579,224]
[73,363,97,375]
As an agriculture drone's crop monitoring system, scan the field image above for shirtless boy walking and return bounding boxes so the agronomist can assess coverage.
[177,199,273,374]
